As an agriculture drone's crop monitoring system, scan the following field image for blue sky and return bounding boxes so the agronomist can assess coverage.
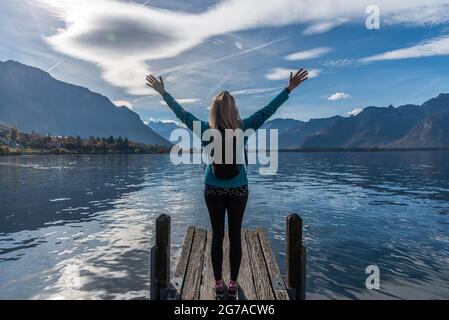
[1,0,449,123]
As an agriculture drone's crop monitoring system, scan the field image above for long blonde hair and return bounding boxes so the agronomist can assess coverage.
[209,91,242,130]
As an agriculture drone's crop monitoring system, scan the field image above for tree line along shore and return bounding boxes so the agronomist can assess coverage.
[0,125,171,155]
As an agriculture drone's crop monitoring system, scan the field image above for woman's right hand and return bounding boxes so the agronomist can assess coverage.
[146,74,166,96]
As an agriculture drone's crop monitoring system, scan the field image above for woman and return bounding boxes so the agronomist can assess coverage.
[146,68,308,299]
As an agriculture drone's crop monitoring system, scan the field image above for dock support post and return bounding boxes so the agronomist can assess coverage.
[286,214,306,300]
[151,214,171,300]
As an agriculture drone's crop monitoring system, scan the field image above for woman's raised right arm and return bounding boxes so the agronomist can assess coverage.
[242,68,308,131]
[146,74,207,133]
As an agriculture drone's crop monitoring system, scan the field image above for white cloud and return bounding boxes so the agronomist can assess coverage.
[347,108,363,116]
[386,3,449,26]
[361,35,449,62]
[303,19,348,35]
[113,100,134,108]
[327,92,351,101]
[35,0,449,95]
[286,47,332,61]
[307,69,320,79]
[231,87,279,95]
[266,68,320,81]
[265,68,293,80]
[160,98,200,106]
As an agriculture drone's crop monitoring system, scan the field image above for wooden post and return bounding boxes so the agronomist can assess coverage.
[153,214,171,300]
[286,214,306,300]
[298,245,306,300]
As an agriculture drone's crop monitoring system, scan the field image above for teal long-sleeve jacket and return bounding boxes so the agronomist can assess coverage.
[162,88,290,187]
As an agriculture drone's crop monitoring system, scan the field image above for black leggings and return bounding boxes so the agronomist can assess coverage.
[204,189,248,282]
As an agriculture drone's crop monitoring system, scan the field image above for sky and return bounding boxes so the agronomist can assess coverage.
[1,0,449,123]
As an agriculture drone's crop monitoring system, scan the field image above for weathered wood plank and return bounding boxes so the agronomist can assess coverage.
[181,228,206,300]
[257,228,289,300]
[246,230,275,300]
[174,227,195,278]
[199,229,215,300]
[168,226,195,299]
[238,230,257,300]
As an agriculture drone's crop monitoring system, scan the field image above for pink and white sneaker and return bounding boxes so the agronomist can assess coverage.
[214,279,226,300]
[227,280,239,300]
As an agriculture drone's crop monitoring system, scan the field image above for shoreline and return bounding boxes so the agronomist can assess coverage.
[1,147,449,156]
[0,148,171,156]
[277,147,449,153]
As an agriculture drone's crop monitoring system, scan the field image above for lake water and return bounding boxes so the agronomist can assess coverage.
[1,152,449,300]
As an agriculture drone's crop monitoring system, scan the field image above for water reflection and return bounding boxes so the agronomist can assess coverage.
[0,155,147,234]
[1,152,449,299]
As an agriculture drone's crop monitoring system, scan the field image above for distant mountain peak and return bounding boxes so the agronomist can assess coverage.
[302,93,449,149]
[2,59,52,78]
[422,93,449,114]
[4,59,24,65]
[0,60,170,146]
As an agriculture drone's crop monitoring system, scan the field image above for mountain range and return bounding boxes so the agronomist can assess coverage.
[1,60,448,150]
[299,94,449,149]
[149,94,449,149]
[0,60,169,146]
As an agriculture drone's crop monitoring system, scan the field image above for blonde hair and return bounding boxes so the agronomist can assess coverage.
[209,91,242,130]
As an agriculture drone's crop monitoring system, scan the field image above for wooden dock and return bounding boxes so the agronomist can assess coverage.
[150,214,306,300]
